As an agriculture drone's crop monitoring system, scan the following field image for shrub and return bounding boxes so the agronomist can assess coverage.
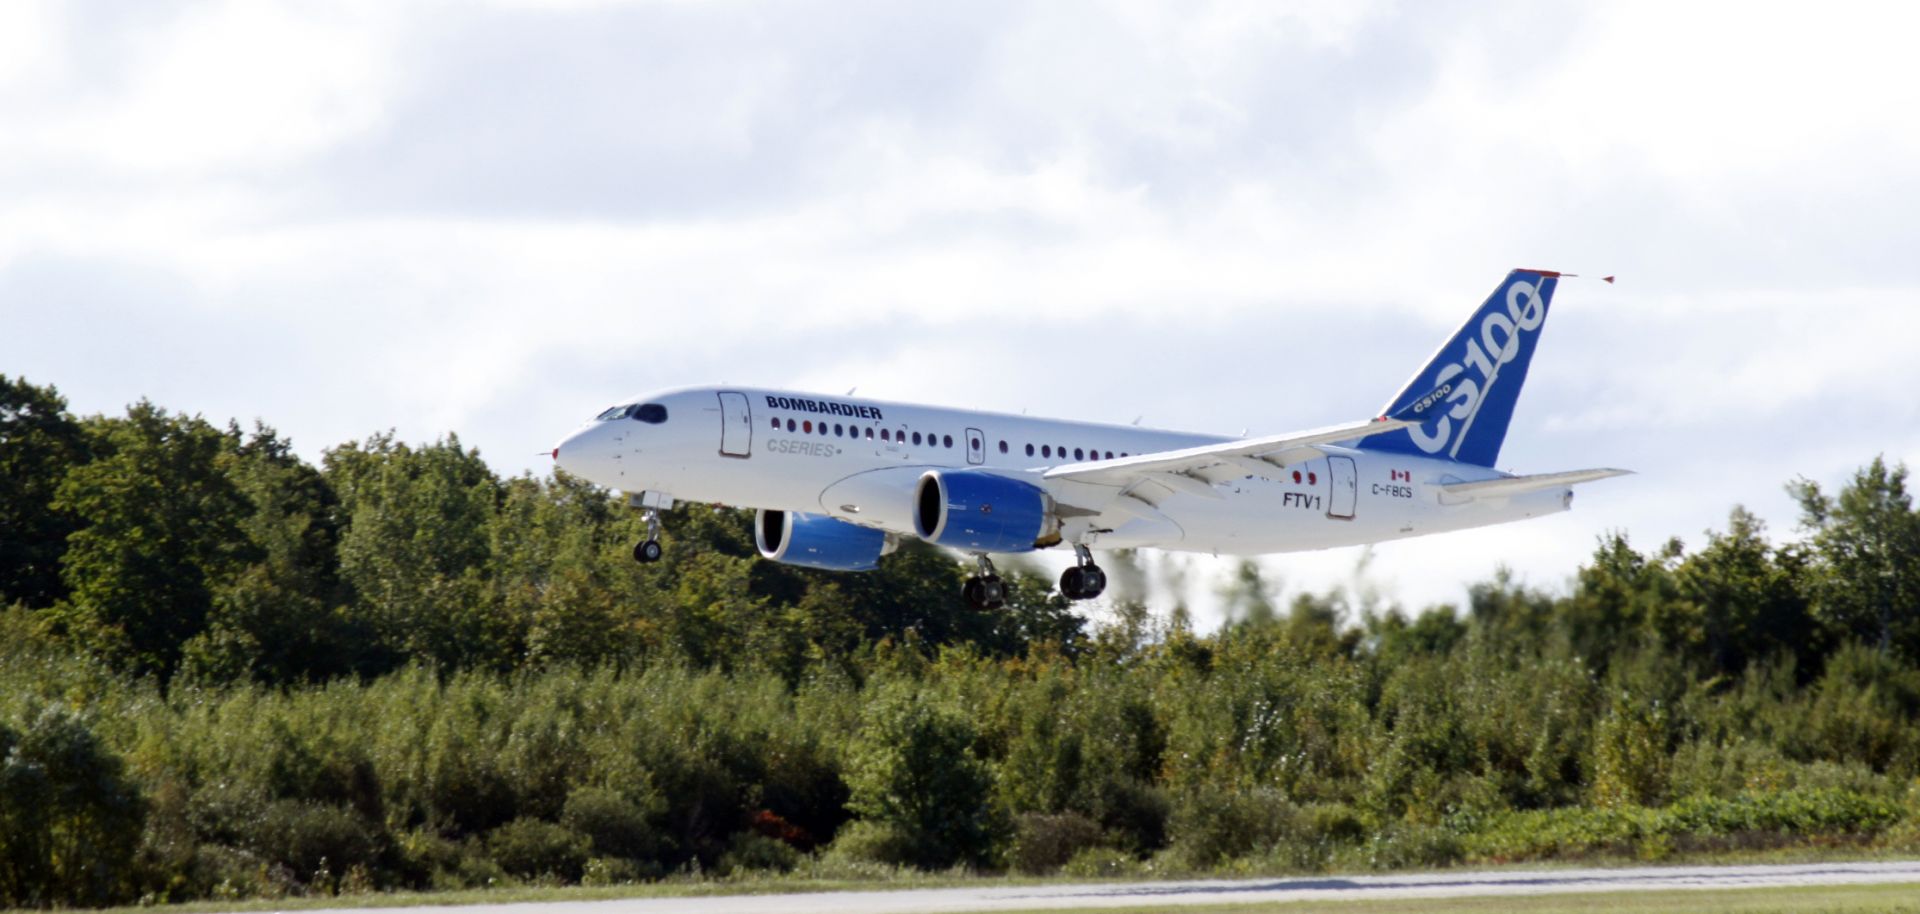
[844,687,1003,869]
[248,800,378,890]
[484,818,590,882]
[561,787,660,863]
[0,706,147,908]
[1008,812,1105,874]
[717,832,800,876]
[1166,786,1297,870]
[1059,846,1143,878]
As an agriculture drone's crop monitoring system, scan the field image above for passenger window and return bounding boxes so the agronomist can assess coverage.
[1042,445,1052,458]
[1026,444,1035,457]
[865,427,874,440]
[803,420,812,434]
[786,419,796,432]
[771,418,780,429]
[1074,448,1084,460]
[835,424,844,436]
[943,434,953,448]
[998,440,1008,454]
[1105,451,1114,460]
[912,431,922,445]
[881,429,891,442]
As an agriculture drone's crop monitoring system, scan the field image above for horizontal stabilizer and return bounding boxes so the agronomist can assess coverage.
[1439,468,1633,499]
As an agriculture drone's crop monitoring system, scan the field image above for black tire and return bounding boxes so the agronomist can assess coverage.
[635,539,663,563]
[963,578,987,609]
[1079,566,1107,599]
[981,577,1007,609]
[1060,565,1086,600]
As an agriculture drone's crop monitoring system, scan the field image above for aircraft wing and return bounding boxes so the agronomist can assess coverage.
[1041,415,1419,497]
[1438,468,1634,500]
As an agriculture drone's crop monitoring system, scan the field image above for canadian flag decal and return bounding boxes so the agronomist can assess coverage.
[1391,469,1411,482]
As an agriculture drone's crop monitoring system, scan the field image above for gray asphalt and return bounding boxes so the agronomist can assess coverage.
[294,861,1920,913]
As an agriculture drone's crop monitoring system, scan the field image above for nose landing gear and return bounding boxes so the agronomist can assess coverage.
[1059,544,1107,601]
[963,554,1007,610]
[629,492,674,564]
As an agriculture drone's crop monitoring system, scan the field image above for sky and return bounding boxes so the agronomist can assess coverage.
[4,0,1919,628]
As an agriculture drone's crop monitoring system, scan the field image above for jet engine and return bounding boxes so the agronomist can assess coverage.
[754,510,894,571]
[913,470,1057,553]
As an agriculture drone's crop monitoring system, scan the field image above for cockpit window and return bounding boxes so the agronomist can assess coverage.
[632,403,668,424]
[597,404,635,421]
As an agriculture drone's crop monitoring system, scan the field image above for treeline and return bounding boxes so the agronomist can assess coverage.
[0,376,1084,685]
[4,375,1920,908]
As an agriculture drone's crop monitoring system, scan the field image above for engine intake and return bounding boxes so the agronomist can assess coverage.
[755,510,892,571]
[913,470,1056,553]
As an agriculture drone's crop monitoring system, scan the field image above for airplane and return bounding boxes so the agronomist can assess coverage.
[552,269,1629,609]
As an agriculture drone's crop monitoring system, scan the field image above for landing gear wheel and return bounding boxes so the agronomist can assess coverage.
[633,539,664,563]
[1060,565,1087,599]
[963,555,1008,610]
[1060,544,1107,601]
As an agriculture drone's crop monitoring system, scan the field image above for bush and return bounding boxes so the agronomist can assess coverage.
[0,706,147,908]
[820,819,912,867]
[1059,846,1143,878]
[718,832,801,876]
[484,818,590,882]
[844,687,1003,869]
[249,800,378,890]
[561,787,660,863]
[1166,786,1298,869]
[1008,812,1105,874]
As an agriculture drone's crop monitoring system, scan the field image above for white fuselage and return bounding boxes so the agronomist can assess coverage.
[553,386,1572,557]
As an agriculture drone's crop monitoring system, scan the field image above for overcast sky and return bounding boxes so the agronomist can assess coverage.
[5,0,1918,627]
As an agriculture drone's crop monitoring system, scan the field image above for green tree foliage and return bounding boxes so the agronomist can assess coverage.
[1791,456,1920,659]
[0,706,146,908]
[51,403,255,677]
[0,377,88,609]
[844,684,1003,869]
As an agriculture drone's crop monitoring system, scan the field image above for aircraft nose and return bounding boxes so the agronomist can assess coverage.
[553,425,619,484]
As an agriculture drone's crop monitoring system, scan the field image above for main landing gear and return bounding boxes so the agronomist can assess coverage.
[1059,544,1107,601]
[963,555,1008,610]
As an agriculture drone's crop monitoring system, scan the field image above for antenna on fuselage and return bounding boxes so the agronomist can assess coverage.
[846,386,857,396]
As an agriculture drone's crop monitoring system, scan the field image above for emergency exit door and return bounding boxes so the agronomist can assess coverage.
[1327,456,1357,520]
[718,391,752,458]
[965,428,986,465]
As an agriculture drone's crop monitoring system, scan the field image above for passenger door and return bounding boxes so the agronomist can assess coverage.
[1327,456,1357,519]
[718,391,752,458]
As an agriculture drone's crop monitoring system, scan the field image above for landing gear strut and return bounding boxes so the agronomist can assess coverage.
[631,496,667,564]
[1059,544,1107,601]
[963,554,1007,610]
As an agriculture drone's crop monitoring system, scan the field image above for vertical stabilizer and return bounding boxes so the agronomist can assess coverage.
[1357,269,1560,467]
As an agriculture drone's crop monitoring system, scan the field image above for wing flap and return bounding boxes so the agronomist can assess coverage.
[1439,468,1633,499]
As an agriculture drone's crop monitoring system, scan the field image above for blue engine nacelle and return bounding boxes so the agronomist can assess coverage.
[913,470,1056,553]
[755,510,893,571]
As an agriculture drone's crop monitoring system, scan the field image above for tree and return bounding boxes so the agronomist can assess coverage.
[50,403,254,677]
[325,433,510,672]
[0,706,146,908]
[183,424,356,683]
[1790,457,1920,658]
[1672,507,1815,677]
[845,686,1003,869]
[0,377,88,609]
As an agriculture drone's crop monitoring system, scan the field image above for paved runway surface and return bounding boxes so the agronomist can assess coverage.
[301,861,1920,913]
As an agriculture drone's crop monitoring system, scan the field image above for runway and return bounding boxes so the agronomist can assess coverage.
[302,861,1920,913]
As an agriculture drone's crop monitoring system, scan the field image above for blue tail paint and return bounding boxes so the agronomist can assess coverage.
[1359,269,1561,468]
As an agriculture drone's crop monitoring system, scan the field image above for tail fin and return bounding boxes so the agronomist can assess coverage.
[1358,269,1561,467]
